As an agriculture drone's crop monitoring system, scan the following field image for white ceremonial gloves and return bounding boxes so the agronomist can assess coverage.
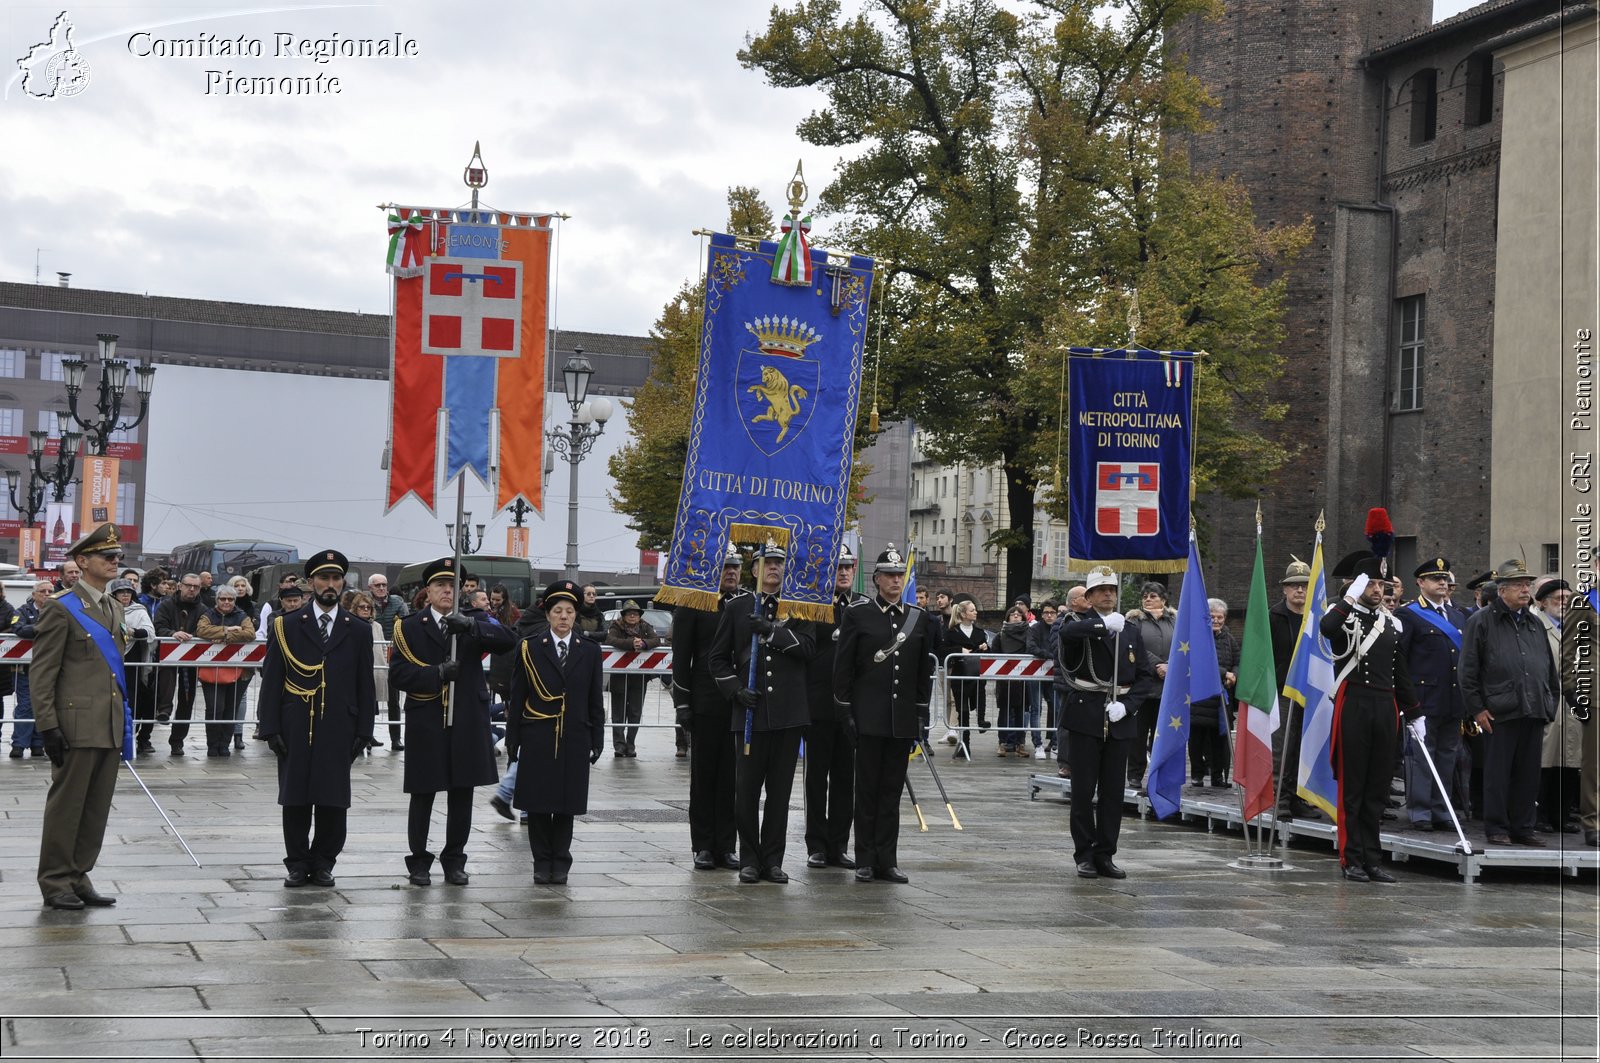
[1106,700,1127,723]
[1102,611,1126,635]
[1346,573,1370,603]
[1408,716,1427,742]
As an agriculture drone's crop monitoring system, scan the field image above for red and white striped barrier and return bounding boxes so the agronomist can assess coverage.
[157,641,268,665]
[601,649,672,675]
[972,654,1056,678]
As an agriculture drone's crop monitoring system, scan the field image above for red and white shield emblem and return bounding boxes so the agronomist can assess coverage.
[421,257,522,358]
[1096,462,1160,537]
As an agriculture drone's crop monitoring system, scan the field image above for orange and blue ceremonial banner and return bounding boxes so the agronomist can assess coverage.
[384,206,551,515]
[659,232,873,622]
[1066,347,1195,572]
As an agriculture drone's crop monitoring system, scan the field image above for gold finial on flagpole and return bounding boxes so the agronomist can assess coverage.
[786,159,808,216]
[1127,288,1142,347]
[1255,499,1263,538]
[1315,509,1326,534]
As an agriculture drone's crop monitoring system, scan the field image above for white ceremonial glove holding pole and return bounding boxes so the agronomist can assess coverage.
[1106,700,1127,723]
[1408,716,1427,742]
[1102,611,1126,635]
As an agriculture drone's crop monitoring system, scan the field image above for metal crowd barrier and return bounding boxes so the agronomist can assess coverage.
[938,653,1057,761]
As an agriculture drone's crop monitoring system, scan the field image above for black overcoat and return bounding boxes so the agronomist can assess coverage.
[833,597,938,738]
[505,630,605,815]
[258,604,377,808]
[388,608,514,793]
[709,590,814,732]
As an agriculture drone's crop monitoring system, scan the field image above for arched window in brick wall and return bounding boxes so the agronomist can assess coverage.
[1408,68,1438,144]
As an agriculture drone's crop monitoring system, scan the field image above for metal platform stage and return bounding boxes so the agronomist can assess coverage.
[1027,772,1599,883]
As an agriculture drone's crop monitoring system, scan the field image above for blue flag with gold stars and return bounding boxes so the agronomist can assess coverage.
[1148,532,1223,819]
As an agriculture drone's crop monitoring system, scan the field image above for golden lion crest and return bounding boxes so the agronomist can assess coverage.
[747,365,808,443]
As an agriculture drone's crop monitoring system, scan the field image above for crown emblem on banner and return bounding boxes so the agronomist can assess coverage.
[745,316,822,359]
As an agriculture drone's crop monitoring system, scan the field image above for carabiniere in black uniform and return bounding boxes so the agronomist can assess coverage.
[709,541,814,884]
[804,544,866,870]
[832,544,937,883]
[670,543,743,871]
[1321,551,1420,883]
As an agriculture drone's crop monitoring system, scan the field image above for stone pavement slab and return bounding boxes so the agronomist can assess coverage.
[0,713,1594,1061]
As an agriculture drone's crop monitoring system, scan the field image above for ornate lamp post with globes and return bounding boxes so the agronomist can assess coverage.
[60,333,157,456]
[544,348,613,580]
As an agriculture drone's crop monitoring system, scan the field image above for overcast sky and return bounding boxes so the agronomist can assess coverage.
[1,1,1480,570]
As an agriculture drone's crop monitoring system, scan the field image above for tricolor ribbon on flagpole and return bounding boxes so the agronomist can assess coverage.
[771,213,813,285]
[386,213,429,277]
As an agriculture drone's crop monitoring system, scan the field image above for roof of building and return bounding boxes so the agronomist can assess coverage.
[1361,0,1589,63]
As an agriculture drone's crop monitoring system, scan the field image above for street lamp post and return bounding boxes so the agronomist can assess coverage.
[545,349,613,581]
[445,513,487,555]
[4,464,46,527]
[24,420,83,503]
[61,333,157,456]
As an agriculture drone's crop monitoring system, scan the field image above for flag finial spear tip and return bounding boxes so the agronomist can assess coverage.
[1315,510,1326,533]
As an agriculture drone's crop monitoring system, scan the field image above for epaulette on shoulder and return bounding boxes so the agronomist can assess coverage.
[845,598,872,609]
[50,588,70,600]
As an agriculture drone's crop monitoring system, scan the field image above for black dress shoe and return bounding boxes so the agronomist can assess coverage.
[1511,834,1547,848]
[283,869,310,887]
[1486,832,1512,846]
[738,866,761,884]
[1094,859,1127,880]
[368,737,384,748]
[877,866,909,883]
[489,796,514,821]
[169,747,184,758]
[854,866,875,882]
[806,852,827,869]
[8,747,22,759]
[1076,861,1099,878]
[826,854,857,869]
[1365,865,1398,883]
[1341,865,1371,882]
[763,866,789,884]
[445,869,469,886]
[75,888,117,907]
[45,892,85,910]
[407,870,431,886]
[718,852,740,870]
[393,740,405,751]
[310,869,335,887]
[233,735,245,751]
[550,871,568,884]
[533,872,552,885]
[693,850,716,870]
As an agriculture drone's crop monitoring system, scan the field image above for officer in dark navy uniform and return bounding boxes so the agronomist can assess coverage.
[804,543,866,870]
[670,543,743,871]
[833,544,937,883]
[1322,551,1421,883]
[710,539,815,883]
[1058,565,1151,880]
[388,557,515,886]
[1397,555,1470,831]
[258,549,378,888]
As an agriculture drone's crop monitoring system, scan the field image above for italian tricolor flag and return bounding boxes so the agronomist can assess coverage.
[1234,535,1280,820]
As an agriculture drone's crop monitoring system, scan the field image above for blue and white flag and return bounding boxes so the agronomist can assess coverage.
[1285,532,1339,819]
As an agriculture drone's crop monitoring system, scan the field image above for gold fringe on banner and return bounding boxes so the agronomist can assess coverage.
[728,523,791,547]
[1067,556,1189,575]
[778,600,836,623]
[655,585,723,612]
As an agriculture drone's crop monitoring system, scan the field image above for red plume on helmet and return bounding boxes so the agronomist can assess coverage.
[1365,507,1394,561]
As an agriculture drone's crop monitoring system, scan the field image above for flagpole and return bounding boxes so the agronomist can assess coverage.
[1233,503,1285,871]
[1272,510,1325,861]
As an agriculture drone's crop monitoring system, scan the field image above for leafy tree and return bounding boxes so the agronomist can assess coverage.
[740,0,1306,601]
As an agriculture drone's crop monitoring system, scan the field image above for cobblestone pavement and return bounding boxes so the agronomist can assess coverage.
[0,693,1594,1061]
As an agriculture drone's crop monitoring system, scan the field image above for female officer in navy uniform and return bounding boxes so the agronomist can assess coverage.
[388,557,514,886]
[504,580,605,884]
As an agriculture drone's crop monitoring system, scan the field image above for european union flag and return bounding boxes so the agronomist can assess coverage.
[1147,532,1223,819]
